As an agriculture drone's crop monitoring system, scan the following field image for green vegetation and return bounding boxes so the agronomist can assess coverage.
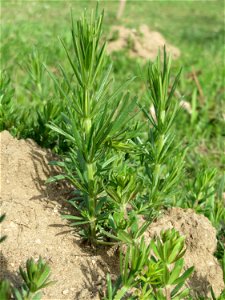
[105,229,194,300]
[1,1,224,299]
[0,257,53,300]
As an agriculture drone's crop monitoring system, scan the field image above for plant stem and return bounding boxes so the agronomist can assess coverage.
[84,88,89,117]
[165,286,171,300]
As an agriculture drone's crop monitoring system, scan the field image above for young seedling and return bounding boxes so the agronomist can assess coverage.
[13,257,54,300]
[104,229,194,300]
[138,49,185,216]
[47,8,138,245]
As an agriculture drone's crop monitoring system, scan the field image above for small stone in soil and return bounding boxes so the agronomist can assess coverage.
[62,289,69,295]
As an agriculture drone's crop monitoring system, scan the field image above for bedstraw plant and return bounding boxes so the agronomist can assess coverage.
[104,229,194,300]
[0,257,54,300]
[137,50,185,216]
[47,7,188,248]
[43,8,224,298]
[13,257,54,300]
[47,8,138,245]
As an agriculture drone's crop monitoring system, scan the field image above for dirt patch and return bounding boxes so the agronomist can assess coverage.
[145,208,224,298]
[107,25,180,60]
[0,131,117,299]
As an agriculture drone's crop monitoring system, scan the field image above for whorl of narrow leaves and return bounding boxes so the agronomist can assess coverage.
[13,257,54,300]
[139,48,185,213]
[104,229,194,300]
[47,8,137,245]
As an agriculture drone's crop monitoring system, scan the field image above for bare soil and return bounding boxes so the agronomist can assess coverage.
[107,25,180,60]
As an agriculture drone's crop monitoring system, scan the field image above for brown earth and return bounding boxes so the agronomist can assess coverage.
[1,131,224,299]
[107,24,180,60]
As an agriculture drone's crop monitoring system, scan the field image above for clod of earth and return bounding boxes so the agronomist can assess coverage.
[107,24,180,60]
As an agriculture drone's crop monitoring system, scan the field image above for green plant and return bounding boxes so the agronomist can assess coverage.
[13,257,54,300]
[104,229,194,300]
[0,280,11,300]
[101,161,145,240]
[0,71,17,133]
[147,229,194,299]
[100,49,189,249]
[135,49,185,216]
[47,8,138,245]
[17,49,65,149]
[180,169,225,230]
[22,49,47,101]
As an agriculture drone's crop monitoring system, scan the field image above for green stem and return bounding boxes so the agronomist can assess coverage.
[161,110,166,124]
[157,134,164,156]
[84,88,89,117]
[152,163,161,193]
[89,216,97,244]
[150,133,165,205]
[86,163,97,243]
[87,162,94,182]
[83,90,98,244]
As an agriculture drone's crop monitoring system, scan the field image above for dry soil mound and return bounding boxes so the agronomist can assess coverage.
[0,131,115,299]
[146,208,224,298]
[107,25,180,60]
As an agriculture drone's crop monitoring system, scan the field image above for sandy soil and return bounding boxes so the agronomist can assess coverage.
[107,24,180,60]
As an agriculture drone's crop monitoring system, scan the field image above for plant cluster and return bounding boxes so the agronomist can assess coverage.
[0,51,65,150]
[105,229,194,300]
[47,8,185,248]
[46,8,224,299]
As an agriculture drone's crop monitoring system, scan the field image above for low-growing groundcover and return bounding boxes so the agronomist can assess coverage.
[1,3,224,300]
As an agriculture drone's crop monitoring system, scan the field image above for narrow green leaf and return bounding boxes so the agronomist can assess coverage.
[173,266,194,286]
[168,259,184,284]
[117,230,133,244]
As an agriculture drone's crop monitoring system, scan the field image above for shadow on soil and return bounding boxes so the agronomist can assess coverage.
[0,252,23,288]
